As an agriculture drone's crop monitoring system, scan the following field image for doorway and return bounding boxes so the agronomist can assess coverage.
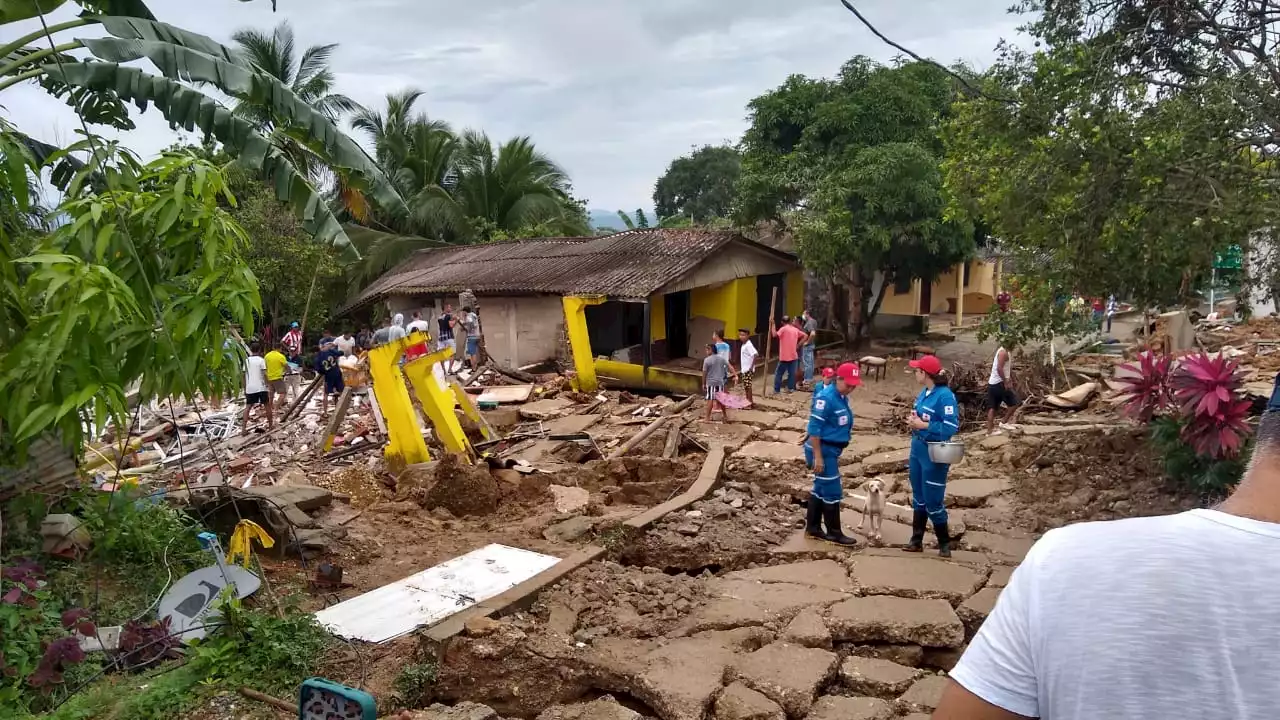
[664,291,690,359]
[919,280,933,314]
[756,273,786,333]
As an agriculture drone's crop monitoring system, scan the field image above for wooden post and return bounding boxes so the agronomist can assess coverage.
[955,262,965,329]
[762,287,778,396]
[283,374,323,421]
[662,419,682,459]
[608,416,672,459]
[321,387,355,452]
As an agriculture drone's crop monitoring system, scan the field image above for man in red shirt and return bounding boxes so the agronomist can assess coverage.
[771,315,808,393]
[995,291,1012,333]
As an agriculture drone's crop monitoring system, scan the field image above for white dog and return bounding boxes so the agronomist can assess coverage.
[856,479,885,542]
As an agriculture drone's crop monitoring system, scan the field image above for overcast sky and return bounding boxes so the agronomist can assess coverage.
[1,0,1024,212]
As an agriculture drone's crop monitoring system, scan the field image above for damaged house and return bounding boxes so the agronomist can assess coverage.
[344,229,804,389]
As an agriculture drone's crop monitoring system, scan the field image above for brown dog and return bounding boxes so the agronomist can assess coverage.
[856,479,885,542]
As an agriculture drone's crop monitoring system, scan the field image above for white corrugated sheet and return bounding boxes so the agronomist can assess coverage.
[313,544,560,643]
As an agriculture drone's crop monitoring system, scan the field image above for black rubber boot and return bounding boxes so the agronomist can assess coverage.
[935,522,952,558]
[902,509,927,552]
[804,497,825,539]
[820,503,858,546]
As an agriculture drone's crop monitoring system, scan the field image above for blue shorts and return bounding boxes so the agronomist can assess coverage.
[465,337,479,356]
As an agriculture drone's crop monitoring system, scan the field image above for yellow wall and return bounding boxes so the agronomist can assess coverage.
[880,279,919,315]
[785,270,804,317]
[689,277,757,335]
[649,294,666,341]
[880,260,1002,316]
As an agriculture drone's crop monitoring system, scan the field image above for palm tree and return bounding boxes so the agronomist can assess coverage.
[230,21,362,178]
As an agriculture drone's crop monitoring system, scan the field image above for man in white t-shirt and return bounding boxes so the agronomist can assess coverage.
[737,328,759,407]
[242,341,272,431]
[406,310,430,336]
[935,411,1280,720]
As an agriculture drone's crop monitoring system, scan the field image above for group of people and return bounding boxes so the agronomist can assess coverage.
[770,311,819,393]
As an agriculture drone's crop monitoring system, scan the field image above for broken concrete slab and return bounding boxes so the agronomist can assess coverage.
[850,644,925,668]
[838,656,920,698]
[537,698,639,720]
[759,429,804,444]
[774,416,807,432]
[978,434,1011,450]
[826,596,965,648]
[544,414,603,435]
[897,674,948,712]
[958,587,1002,630]
[727,642,838,718]
[862,448,911,475]
[242,484,333,511]
[733,441,804,463]
[849,556,984,604]
[961,532,1035,561]
[685,580,851,633]
[406,702,501,720]
[842,496,967,538]
[945,477,1011,508]
[543,516,595,542]
[730,410,786,429]
[987,565,1015,588]
[520,398,574,421]
[693,422,757,450]
[722,560,854,592]
[781,606,831,649]
[849,435,910,462]
[713,682,785,720]
[636,636,744,720]
[548,485,591,514]
[804,695,893,720]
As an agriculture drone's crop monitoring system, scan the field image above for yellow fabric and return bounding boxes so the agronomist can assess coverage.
[226,519,275,567]
[264,350,288,381]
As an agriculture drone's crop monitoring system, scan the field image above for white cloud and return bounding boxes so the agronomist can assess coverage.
[0,0,1025,211]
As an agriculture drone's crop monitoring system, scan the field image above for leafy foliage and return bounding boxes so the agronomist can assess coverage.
[0,146,259,457]
[188,598,332,696]
[393,660,438,708]
[1169,353,1253,458]
[1150,416,1247,496]
[973,274,1095,351]
[1115,351,1175,423]
[736,57,975,344]
[653,144,741,223]
[0,557,92,711]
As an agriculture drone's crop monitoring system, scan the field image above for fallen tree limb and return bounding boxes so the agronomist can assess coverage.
[609,415,673,459]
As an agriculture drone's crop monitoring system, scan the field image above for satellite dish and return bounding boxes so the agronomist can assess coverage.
[158,561,260,643]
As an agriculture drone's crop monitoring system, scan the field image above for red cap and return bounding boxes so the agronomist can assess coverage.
[909,355,944,376]
[835,362,862,387]
[821,367,836,379]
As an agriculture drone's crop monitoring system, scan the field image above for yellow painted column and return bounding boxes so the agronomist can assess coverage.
[911,278,922,315]
[649,292,667,341]
[401,345,472,459]
[563,295,605,392]
[367,335,431,470]
[994,258,1004,294]
[955,262,965,327]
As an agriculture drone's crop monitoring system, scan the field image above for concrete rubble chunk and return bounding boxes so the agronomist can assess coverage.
[838,656,921,697]
[848,435,910,462]
[861,448,911,475]
[978,434,1011,450]
[403,703,501,720]
[781,607,831,649]
[850,556,984,604]
[731,410,786,429]
[537,697,641,720]
[987,565,1015,588]
[726,642,839,718]
[635,636,742,720]
[826,596,965,648]
[850,644,924,668]
[898,674,949,711]
[713,682,786,720]
[803,695,893,720]
[760,429,804,444]
[520,398,574,420]
[549,485,591,513]
[775,417,807,432]
[543,515,595,542]
[242,484,333,511]
[945,477,1011,508]
[961,532,1035,561]
[734,441,804,463]
[685,579,850,633]
[722,560,854,592]
[958,587,1002,630]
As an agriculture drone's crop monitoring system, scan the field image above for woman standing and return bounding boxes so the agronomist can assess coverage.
[904,355,960,557]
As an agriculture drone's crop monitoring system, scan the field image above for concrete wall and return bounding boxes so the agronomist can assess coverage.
[385,294,563,367]
[690,277,757,337]
[878,259,1002,317]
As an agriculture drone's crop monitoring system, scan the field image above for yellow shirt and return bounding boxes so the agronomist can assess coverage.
[264,350,288,381]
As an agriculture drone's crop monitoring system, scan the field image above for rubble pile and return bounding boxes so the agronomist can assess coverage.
[532,561,710,640]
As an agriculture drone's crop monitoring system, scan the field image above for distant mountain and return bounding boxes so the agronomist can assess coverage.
[589,209,626,231]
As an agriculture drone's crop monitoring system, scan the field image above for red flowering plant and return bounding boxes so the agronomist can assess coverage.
[1168,353,1253,459]
[1114,351,1174,422]
[0,558,94,708]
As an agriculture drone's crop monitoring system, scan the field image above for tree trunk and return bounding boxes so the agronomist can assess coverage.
[843,266,867,350]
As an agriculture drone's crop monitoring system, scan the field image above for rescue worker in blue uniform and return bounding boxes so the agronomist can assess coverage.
[801,367,836,468]
[904,354,960,557]
[804,362,862,546]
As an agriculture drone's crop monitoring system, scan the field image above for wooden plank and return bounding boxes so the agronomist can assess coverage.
[662,419,682,459]
[283,374,323,421]
[763,287,778,396]
[474,385,536,404]
[321,388,354,452]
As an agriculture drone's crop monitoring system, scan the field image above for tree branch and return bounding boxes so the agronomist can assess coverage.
[836,0,1017,105]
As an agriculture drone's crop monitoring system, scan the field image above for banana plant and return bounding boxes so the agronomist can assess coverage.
[0,4,393,260]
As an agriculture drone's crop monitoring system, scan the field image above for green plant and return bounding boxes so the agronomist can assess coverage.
[393,659,438,708]
[1150,416,1247,495]
[188,598,332,696]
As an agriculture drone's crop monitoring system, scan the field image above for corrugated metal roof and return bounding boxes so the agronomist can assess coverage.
[344,229,797,312]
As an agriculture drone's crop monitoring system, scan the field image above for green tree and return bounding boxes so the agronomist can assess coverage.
[229,20,362,178]
[653,144,740,223]
[0,142,260,457]
[943,41,1276,326]
[0,6,405,256]
[736,57,974,345]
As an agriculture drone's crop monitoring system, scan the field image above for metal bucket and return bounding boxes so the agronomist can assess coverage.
[927,441,965,464]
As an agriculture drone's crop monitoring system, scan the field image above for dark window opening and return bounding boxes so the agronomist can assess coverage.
[894,274,912,294]
[585,301,646,361]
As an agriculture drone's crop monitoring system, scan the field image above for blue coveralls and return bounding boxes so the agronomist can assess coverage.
[909,385,960,526]
[805,383,854,505]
